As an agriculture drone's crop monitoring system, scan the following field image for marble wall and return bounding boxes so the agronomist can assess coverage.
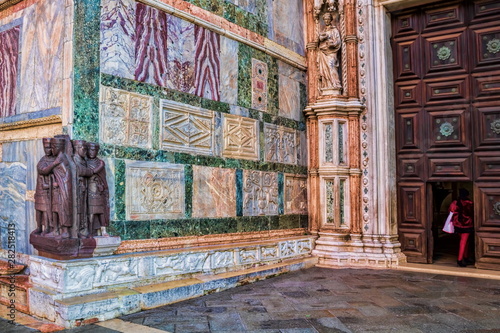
[94,0,308,242]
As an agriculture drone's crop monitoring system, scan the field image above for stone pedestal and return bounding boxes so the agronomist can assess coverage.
[30,234,121,259]
[30,233,96,260]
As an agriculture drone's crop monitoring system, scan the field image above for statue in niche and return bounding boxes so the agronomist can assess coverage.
[34,138,56,235]
[48,137,73,238]
[317,12,342,94]
[86,142,110,237]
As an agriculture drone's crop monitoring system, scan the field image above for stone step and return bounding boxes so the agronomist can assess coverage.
[54,256,318,328]
[0,274,31,314]
[0,258,25,275]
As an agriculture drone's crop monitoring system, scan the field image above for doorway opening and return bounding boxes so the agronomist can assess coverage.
[430,182,474,266]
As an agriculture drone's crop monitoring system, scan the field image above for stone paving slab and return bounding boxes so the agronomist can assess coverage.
[2,267,500,332]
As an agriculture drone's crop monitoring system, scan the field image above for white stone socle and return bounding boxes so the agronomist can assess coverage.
[27,236,316,328]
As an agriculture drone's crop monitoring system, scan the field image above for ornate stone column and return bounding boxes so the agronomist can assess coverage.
[305,0,405,268]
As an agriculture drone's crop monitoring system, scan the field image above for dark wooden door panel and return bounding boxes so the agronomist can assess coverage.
[423,29,468,77]
[424,75,469,106]
[471,0,500,24]
[472,105,500,150]
[396,111,423,153]
[470,24,500,71]
[425,107,471,152]
[472,71,500,102]
[422,3,465,33]
[475,184,500,232]
[427,153,472,181]
[395,80,423,108]
[474,153,500,181]
[398,155,425,181]
[476,233,500,270]
[393,38,422,81]
[398,183,426,229]
[398,228,428,263]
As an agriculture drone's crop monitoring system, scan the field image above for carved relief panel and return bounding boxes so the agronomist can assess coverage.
[424,30,467,76]
[126,161,185,220]
[161,100,215,156]
[426,108,470,151]
[264,123,297,165]
[243,170,278,216]
[100,86,153,148]
[222,114,259,160]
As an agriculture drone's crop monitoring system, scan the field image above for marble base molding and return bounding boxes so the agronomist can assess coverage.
[313,232,406,268]
[27,236,315,328]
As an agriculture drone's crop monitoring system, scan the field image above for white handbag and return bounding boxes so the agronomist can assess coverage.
[443,211,454,234]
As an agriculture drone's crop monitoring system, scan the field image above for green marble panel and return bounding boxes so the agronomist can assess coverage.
[110,215,308,240]
[73,0,101,142]
[236,169,243,216]
[110,220,151,241]
[151,219,199,238]
[114,159,126,221]
[278,173,284,215]
[185,165,193,219]
[199,217,239,235]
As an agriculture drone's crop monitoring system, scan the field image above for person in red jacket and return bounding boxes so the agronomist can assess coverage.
[449,188,474,267]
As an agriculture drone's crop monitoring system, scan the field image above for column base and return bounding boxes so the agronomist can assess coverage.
[312,232,407,268]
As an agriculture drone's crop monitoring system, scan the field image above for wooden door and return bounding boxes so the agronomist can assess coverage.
[392,0,500,267]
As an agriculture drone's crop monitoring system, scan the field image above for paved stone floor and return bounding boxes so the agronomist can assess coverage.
[2,267,500,333]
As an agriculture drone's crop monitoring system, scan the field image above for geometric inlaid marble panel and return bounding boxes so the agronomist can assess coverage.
[243,170,278,216]
[222,114,259,160]
[161,100,215,156]
[192,165,236,218]
[264,123,297,164]
[284,175,307,215]
[251,58,268,111]
[100,86,153,148]
[125,161,185,220]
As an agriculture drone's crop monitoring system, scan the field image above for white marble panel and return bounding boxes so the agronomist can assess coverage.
[220,36,239,105]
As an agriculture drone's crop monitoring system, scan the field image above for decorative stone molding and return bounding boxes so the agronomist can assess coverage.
[0,115,62,131]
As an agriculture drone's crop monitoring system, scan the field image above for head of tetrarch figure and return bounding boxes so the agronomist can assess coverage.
[87,142,100,159]
[42,138,52,156]
[459,188,470,200]
[51,137,66,155]
[72,140,88,158]
[323,12,333,25]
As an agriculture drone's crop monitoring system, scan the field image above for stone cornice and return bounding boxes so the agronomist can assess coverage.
[0,115,62,131]
[0,0,22,11]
